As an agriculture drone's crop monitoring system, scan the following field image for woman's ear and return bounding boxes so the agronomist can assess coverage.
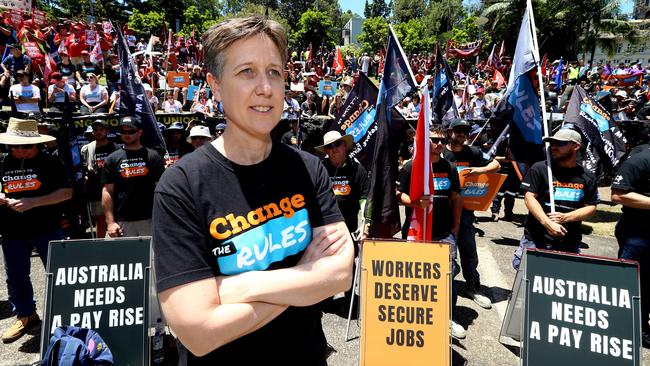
[206,73,221,102]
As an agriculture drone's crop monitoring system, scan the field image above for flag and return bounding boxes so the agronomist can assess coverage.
[498,40,505,57]
[446,39,482,59]
[564,85,627,174]
[407,85,433,241]
[487,44,496,68]
[333,47,344,75]
[365,25,417,238]
[42,53,52,86]
[493,68,506,88]
[490,0,544,165]
[432,44,457,124]
[554,57,564,90]
[90,36,102,64]
[490,43,504,71]
[113,21,165,150]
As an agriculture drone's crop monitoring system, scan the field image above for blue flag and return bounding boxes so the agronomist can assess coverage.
[113,21,165,149]
[490,0,544,165]
[432,45,458,125]
[365,26,416,238]
[554,57,564,91]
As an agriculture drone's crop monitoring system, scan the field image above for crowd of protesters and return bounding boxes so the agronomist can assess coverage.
[0,10,649,355]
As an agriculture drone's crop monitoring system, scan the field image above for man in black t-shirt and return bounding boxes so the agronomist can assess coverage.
[103,54,121,94]
[398,125,465,338]
[611,144,650,347]
[0,118,72,343]
[316,131,368,233]
[443,119,499,309]
[101,116,164,237]
[513,128,598,269]
[280,120,306,148]
[81,120,117,238]
[75,50,103,84]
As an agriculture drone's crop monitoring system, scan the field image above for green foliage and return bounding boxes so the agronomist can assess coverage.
[392,0,425,24]
[364,0,390,19]
[393,19,436,54]
[358,17,389,54]
[292,9,336,50]
[128,9,164,38]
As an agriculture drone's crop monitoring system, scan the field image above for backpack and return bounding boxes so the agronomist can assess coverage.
[42,326,114,366]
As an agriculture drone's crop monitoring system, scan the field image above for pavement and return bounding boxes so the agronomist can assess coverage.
[0,193,648,365]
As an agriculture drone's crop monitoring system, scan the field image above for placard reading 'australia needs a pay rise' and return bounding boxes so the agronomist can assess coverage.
[523,250,641,366]
[361,240,450,366]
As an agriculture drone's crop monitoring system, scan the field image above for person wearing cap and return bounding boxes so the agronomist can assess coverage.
[101,116,164,238]
[143,83,159,111]
[9,70,41,116]
[611,142,650,348]
[280,119,306,148]
[163,122,194,168]
[443,118,500,310]
[55,51,79,88]
[0,118,72,343]
[64,26,87,65]
[359,52,371,75]
[281,90,300,120]
[1,44,31,90]
[162,93,183,113]
[152,17,353,363]
[398,124,465,339]
[81,119,117,238]
[469,87,492,120]
[79,73,109,114]
[512,128,598,269]
[188,125,213,149]
[47,72,76,112]
[214,122,226,137]
[104,53,121,95]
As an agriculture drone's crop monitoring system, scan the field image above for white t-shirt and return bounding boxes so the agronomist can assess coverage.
[48,83,76,103]
[9,84,41,113]
[81,84,107,104]
[162,100,183,113]
[360,56,371,74]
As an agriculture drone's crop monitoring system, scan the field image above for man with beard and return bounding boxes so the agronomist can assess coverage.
[443,119,499,309]
[81,120,117,237]
[513,128,598,269]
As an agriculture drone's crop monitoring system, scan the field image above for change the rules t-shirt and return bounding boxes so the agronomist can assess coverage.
[153,142,343,365]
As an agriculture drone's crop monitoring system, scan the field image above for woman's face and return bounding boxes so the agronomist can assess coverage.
[207,34,284,140]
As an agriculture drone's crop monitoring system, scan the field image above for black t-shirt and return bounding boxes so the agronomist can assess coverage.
[442,145,492,172]
[101,147,164,221]
[521,161,599,249]
[76,61,103,80]
[104,63,121,84]
[85,142,117,201]
[153,142,343,365]
[163,142,194,169]
[399,158,461,239]
[56,62,76,80]
[611,144,650,223]
[0,152,71,239]
[280,130,306,147]
[323,157,368,232]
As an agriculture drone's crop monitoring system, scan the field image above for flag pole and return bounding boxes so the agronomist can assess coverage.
[527,0,555,213]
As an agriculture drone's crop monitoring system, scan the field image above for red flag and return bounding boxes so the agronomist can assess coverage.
[378,47,385,76]
[493,68,506,88]
[333,47,344,74]
[407,86,433,241]
[43,53,53,86]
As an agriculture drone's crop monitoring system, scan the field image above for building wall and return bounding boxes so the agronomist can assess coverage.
[343,17,364,47]
[592,40,650,66]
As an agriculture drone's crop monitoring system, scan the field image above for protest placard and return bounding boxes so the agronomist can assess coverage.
[458,172,507,211]
[361,240,450,365]
[167,72,190,88]
[522,249,641,366]
[86,30,97,46]
[42,238,152,365]
[319,80,338,97]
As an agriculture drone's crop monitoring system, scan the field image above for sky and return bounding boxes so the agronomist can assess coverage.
[338,0,635,18]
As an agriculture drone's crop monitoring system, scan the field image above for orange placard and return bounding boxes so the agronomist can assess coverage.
[458,172,507,211]
[360,240,450,366]
[166,72,190,88]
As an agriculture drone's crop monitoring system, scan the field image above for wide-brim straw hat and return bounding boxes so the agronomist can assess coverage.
[315,131,354,154]
[0,118,56,145]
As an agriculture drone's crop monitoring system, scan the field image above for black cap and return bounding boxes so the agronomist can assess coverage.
[91,119,108,128]
[120,116,141,129]
[449,119,470,129]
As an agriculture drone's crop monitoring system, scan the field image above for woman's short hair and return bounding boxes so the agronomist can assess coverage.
[202,16,288,80]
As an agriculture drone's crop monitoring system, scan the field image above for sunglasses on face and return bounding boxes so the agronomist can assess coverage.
[11,144,35,149]
[119,129,138,135]
[430,137,447,145]
[550,140,572,147]
[324,140,344,150]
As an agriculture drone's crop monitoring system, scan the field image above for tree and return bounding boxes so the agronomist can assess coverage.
[364,0,390,19]
[358,16,389,54]
[393,0,425,24]
[128,9,165,39]
[393,18,436,55]
[292,9,336,50]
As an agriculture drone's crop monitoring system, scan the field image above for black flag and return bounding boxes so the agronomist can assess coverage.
[113,21,165,149]
[564,85,627,173]
[432,45,457,125]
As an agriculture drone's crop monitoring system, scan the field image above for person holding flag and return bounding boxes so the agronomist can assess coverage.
[443,119,500,309]
[398,123,464,339]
